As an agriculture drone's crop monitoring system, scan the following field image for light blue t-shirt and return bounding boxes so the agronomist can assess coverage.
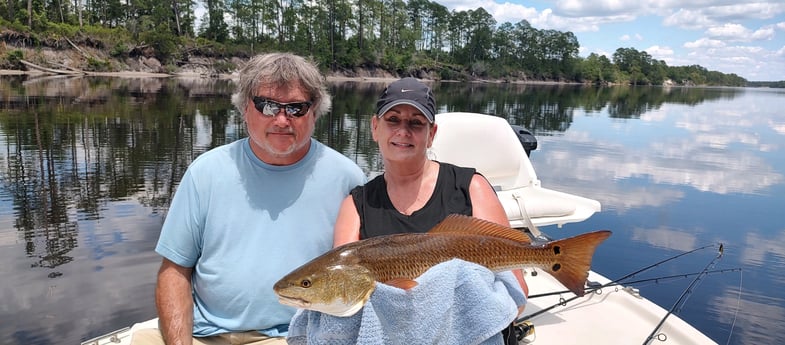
[155,137,366,336]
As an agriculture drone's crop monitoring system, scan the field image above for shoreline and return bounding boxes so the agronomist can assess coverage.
[0,68,400,81]
[0,69,582,86]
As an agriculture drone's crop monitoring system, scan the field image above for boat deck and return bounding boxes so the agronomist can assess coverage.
[520,269,717,344]
[82,268,717,345]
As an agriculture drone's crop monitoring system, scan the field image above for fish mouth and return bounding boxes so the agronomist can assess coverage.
[277,295,310,309]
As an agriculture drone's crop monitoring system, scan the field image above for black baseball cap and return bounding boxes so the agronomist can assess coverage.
[375,77,436,123]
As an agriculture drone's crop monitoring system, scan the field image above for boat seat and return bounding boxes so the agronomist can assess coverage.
[430,112,600,232]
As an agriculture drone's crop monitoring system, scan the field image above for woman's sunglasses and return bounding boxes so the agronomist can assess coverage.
[252,96,313,118]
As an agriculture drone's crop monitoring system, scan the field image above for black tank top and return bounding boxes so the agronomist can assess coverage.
[351,162,476,239]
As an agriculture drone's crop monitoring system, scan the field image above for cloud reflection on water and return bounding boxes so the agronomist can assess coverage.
[709,288,785,345]
[740,230,785,268]
[528,88,785,344]
[532,95,783,205]
[630,226,700,252]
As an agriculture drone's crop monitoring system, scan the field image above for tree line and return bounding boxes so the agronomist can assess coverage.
[1,0,750,86]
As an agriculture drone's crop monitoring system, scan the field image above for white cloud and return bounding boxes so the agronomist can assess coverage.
[700,2,785,21]
[706,23,749,38]
[682,43,784,80]
[620,33,643,41]
[477,2,637,33]
[476,1,541,25]
[554,0,641,17]
[662,8,715,30]
[646,45,674,58]
[683,38,727,49]
[751,26,776,40]
[662,3,785,30]
[704,23,776,42]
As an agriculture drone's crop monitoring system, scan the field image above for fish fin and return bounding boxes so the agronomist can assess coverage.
[429,214,531,243]
[384,278,419,290]
[542,230,612,297]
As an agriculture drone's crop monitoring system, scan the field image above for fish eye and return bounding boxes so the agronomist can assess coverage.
[300,279,312,288]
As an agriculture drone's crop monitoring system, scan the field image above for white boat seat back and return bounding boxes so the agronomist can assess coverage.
[430,112,600,228]
[430,112,535,190]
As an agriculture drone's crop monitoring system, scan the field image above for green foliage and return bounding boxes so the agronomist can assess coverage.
[0,18,25,32]
[3,49,25,69]
[747,80,785,88]
[0,0,749,85]
[470,61,489,78]
[86,57,111,72]
[81,25,132,43]
[111,43,129,58]
[47,22,79,37]
[164,63,179,74]
[380,52,408,73]
[139,26,180,62]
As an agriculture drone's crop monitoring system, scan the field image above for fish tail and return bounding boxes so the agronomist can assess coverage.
[540,230,611,297]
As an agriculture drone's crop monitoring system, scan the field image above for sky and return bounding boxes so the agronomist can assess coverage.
[438,0,785,81]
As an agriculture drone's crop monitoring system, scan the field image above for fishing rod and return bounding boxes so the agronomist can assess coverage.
[609,243,719,285]
[515,243,719,323]
[642,244,724,345]
[527,267,741,299]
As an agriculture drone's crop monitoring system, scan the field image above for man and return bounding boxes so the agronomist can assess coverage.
[132,53,366,345]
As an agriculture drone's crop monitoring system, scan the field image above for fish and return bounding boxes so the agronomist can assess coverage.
[273,214,611,317]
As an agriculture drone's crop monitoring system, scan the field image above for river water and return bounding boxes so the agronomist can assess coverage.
[1,76,783,344]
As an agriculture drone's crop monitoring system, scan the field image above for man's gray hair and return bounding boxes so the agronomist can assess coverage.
[231,53,331,119]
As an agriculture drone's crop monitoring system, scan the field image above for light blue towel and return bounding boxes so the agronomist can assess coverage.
[287,259,527,345]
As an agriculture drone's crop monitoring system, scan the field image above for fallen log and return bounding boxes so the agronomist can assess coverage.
[48,61,83,72]
[20,60,85,75]
[64,36,91,59]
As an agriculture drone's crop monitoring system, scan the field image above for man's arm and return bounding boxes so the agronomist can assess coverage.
[155,258,194,345]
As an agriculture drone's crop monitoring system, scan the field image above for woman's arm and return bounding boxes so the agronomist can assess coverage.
[333,195,362,247]
[467,174,510,228]
[468,174,529,297]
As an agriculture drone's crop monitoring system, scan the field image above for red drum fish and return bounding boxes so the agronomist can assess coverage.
[274,214,611,317]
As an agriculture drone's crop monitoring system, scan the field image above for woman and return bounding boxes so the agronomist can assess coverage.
[333,77,521,245]
[332,77,528,344]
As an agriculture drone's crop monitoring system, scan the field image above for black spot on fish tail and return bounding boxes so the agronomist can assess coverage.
[543,230,611,297]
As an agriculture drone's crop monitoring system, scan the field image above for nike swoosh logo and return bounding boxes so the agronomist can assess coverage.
[401,89,413,92]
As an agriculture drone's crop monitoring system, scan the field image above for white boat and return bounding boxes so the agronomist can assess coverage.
[81,112,717,345]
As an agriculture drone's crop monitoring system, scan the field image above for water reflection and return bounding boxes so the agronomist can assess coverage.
[741,231,785,268]
[1,76,784,345]
[528,99,783,212]
[631,226,701,252]
[711,292,784,345]
[2,77,236,275]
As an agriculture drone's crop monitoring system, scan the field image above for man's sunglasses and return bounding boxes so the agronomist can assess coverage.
[252,96,312,118]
